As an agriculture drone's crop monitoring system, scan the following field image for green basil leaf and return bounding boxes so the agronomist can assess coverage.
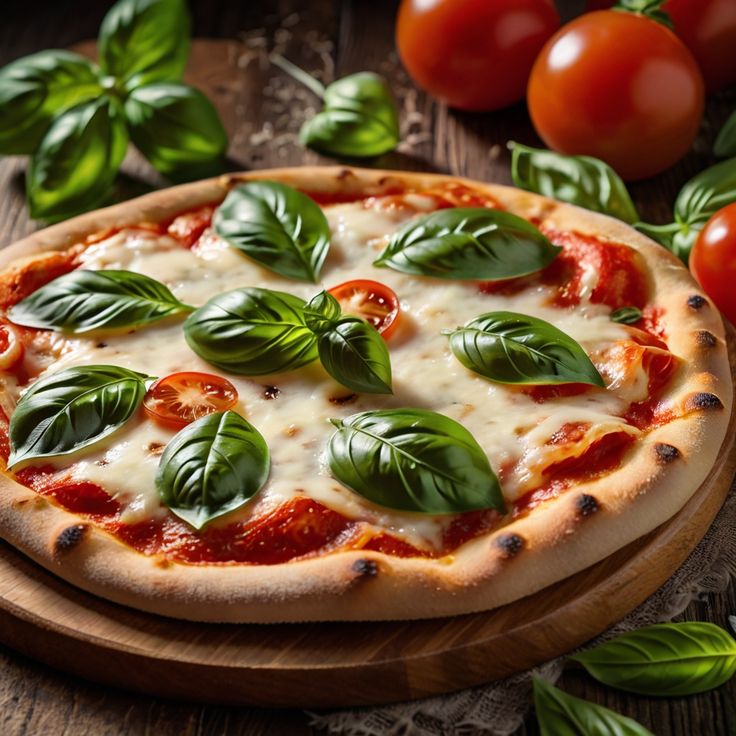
[610,306,642,325]
[445,311,605,387]
[8,365,148,469]
[0,50,102,154]
[27,97,128,221]
[510,142,640,225]
[613,0,673,28]
[714,112,736,158]
[318,318,392,394]
[156,410,269,530]
[533,677,653,736]
[124,83,228,181]
[328,409,504,514]
[572,622,736,696]
[214,181,331,282]
[184,287,317,375]
[8,269,193,333]
[300,72,400,158]
[304,290,342,333]
[374,208,561,280]
[98,0,190,90]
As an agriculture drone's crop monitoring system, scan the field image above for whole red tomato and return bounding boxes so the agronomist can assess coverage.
[690,202,736,325]
[527,10,704,181]
[396,0,560,112]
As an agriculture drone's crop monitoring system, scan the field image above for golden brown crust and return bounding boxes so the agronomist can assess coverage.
[0,166,731,622]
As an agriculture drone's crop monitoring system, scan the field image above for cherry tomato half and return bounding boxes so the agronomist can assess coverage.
[527,10,704,181]
[0,323,24,371]
[690,202,736,326]
[327,280,401,339]
[396,0,560,112]
[143,372,238,429]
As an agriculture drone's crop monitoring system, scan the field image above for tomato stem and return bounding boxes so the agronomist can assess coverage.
[613,0,673,29]
[270,54,326,99]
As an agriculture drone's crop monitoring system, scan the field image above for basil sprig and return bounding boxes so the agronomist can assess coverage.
[636,157,736,262]
[445,311,605,387]
[572,622,736,696]
[8,365,149,469]
[714,112,736,159]
[0,0,227,221]
[8,269,194,333]
[509,142,640,225]
[374,208,560,280]
[328,409,504,514]
[272,55,399,158]
[156,411,270,530]
[533,677,653,736]
[610,306,642,325]
[214,181,331,283]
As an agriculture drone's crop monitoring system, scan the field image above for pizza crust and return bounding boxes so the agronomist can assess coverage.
[0,166,731,622]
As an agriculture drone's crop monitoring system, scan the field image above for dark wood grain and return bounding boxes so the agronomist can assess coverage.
[0,0,734,734]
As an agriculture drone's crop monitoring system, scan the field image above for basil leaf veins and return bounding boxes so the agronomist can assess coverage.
[445,311,605,387]
[156,410,270,530]
[374,208,561,280]
[214,181,331,282]
[8,365,149,469]
[8,269,194,333]
[328,408,504,514]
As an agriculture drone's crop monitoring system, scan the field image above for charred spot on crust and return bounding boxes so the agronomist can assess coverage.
[54,524,88,555]
[696,330,717,348]
[155,558,172,569]
[576,494,599,518]
[687,294,707,310]
[263,385,280,400]
[685,392,723,411]
[352,559,379,577]
[496,533,524,558]
[654,443,681,464]
[329,393,358,406]
[96,341,107,348]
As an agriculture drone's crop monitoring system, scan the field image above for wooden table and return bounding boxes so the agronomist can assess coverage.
[1,1,734,733]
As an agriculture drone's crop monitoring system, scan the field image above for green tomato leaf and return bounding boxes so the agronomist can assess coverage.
[318,318,392,394]
[8,269,193,333]
[714,112,736,159]
[533,677,653,736]
[303,290,342,333]
[572,622,736,696]
[509,142,640,225]
[124,83,228,181]
[98,0,191,90]
[184,287,318,375]
[155,410,270,530]
[374,208,561,280]
[214,181,331,282]
[0,50,102,155]
[328,409,504,514]
[8,365,148,469]
[27,97,128,221]
[610,306,642,325]
[445,311,605,387]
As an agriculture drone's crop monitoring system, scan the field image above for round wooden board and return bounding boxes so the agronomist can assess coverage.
[0,349,733,710]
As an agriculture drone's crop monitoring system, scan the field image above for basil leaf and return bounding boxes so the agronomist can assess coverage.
[730,616,736,634]
[184,287,317,375]
[98,0,190,90]
[572,622,736,696]
[8,365,148,469]
[510,142,640,225]
[8,269,193,333]
[328,409,504,514]
[0,50,102,155]
[533,677,653,736]
[156,411,269,530]
[445,311,605,387]
[27,97,128,221]
[304,290,342,333]
[610,306,642,325]
[124,83,228,181]
[214,181,331,282]
[318,318,392,394]
[374,208,561,280]
[714,112,736,158]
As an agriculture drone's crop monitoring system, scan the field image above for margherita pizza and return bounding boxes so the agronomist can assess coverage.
[0,167,730,622]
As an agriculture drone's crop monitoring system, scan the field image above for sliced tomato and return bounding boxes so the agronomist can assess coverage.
[327,279,401,339]
[143,372,238,429]
[0,323,24,371]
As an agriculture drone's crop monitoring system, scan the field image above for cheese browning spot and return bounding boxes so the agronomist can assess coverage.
[329,393,358,405]
[54,524,88,555]
[147,442,165,456]
[696,331,717,348]
[262,385,280,400]
[654,443,681,464]
[687,294,707,310]
[576,494,600,517]
[496,533,524,558]
[685,392,723,411]
[352,558,379,577]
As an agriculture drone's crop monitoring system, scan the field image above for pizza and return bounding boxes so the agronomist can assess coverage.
[0,167,730,623]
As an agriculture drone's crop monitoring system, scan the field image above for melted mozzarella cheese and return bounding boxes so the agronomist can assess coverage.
[15,199,642,551]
